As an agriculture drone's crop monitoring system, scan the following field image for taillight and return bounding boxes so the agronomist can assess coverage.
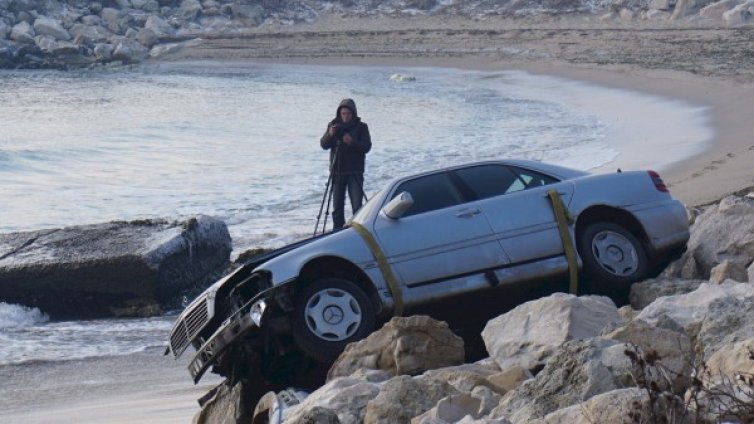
[648,170,668,193]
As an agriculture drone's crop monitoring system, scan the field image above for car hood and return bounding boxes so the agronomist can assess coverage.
[254,226,374,286]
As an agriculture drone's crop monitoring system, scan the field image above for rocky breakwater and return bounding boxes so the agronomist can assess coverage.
[0,0,270,69]
[2,0,754,70]
[195,190,754,424]
[0,215,231,319]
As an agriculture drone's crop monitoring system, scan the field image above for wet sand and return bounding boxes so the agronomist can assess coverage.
[0,348,222,424]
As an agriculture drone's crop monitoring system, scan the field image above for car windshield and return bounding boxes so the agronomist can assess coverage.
[350,190,383,225]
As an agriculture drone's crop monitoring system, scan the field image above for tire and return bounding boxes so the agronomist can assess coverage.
[292,277,376,363]
[578,221,649,292]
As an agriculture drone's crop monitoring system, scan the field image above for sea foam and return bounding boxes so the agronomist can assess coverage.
[0,302,49,329]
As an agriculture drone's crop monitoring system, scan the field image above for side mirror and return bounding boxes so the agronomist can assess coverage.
[381,191,414,219]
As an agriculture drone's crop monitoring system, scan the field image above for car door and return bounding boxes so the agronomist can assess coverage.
[451,164,573,264]
[372,171,509,287]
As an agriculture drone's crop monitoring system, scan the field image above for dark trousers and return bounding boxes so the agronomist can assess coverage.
[331,173,364,229]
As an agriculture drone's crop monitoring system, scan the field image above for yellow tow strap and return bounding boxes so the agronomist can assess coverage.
[350,222,404,316]
[546,190,579,295]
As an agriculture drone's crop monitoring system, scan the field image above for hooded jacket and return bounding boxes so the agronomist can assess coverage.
[320,98,372,175]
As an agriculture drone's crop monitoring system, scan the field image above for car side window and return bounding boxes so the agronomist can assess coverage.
[452,165,520,199]
[391,173,463,217]
[508,166,559,193]
[453,164,559,200]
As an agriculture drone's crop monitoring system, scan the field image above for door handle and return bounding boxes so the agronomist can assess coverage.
[456,208,481,218]
[543,191,568,198]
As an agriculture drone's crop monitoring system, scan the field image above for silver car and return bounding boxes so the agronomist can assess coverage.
[167,159,689,383]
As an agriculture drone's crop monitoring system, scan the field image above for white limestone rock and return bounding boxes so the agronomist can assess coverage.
[700,0,744,19]
[284,377,381,424]
[603,319,692,393]
[723,0,754,24]
[144,14,175,36]
[636,281,754,339]
[33,16,71,41]
[629,278,704,310]
[528,388,650,424]
[328,315,465,381]
[482,293,620,372]
[665,194,754,279]
[489,339,635,424]
[709,259,748,284]
[364,375,459,424]
[10,21,36,44]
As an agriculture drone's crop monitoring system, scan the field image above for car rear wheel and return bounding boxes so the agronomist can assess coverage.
[292,277,376,363]
[579,221,649,292]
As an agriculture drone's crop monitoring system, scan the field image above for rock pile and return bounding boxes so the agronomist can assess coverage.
[0,0,270,69]
[2,0,752,69]
[197,190,754,424]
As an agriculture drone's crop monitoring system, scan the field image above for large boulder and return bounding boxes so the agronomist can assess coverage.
[176,0,203,20]
[283,376,383,424]
[33,16,71,41]
[411,393,483,424]
[527,388,650,424]
[193,378,269,424]
[695,295,754,359]
[603,319,692,393]
[69,23,112,44]
[100,7,130,34]
[364,375,459,424]
[489,339,635,424]
[723,0,754,24]
[482,293,621,372]
[665,194,754,279]
[34,34,79,56]
[10,21,35,44]
[705,338,754,376]
[635,281,754,340]
[144,14,175,35]
[629,278,704,310]
[699,0,744,19]
[112,37,149,62]
[328,315,465,381]
[0,216,231,319]
[421,363,503,395]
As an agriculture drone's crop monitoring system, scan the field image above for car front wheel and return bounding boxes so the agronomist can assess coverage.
[579,221,649,292]
[292,278,376,363]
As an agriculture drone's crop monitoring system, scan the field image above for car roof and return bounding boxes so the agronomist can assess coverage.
[386,159,591,188]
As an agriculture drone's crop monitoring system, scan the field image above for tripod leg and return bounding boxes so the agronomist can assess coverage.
[323,175,338,234]
[313,171,334,237]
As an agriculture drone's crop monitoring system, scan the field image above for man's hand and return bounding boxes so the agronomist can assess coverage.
[328,125,337,137]
[342,133,353,145]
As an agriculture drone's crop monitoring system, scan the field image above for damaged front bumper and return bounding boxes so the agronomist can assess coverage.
[189,296,269,383]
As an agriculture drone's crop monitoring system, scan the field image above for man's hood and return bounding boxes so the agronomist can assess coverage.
[335,98,358,119]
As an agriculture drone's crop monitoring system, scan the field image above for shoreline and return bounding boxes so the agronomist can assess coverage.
[213,54,753,206]
[0,348,222,424]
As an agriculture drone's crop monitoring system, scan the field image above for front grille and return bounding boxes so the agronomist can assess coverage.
[169,297,210,357]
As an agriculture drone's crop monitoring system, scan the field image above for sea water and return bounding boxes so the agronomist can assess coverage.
[0,62,711,365]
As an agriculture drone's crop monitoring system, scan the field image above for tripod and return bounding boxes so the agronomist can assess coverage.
[313,143,340,236]
[312,143,369,236]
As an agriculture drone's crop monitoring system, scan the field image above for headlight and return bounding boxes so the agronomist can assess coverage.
[250,299,267,327]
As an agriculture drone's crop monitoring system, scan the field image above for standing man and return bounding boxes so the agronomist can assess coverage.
[320,98,372,230]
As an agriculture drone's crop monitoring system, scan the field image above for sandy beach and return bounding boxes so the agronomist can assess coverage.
[3,12,754,424]
[0,348,222,424]
[161,13,754,206]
